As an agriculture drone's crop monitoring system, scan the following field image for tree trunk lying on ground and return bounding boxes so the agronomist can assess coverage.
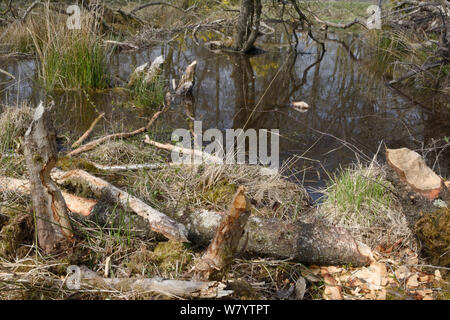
[51,168,189,243]
[24,102,74,253]
[0,176,98,217]
[45,166,371,266]
[178,210,373,267]
[75,265,233,298]
[192,186,252,280]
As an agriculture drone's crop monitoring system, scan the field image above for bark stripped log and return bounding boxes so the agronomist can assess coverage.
[77,266,233,298]
[0,176,98,217]
[193,186,252,280]
[178,210,372,267]
[24,102,74,253]
[51,168,189,243]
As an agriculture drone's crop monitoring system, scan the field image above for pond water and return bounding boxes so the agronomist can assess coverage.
[1,30,448,198]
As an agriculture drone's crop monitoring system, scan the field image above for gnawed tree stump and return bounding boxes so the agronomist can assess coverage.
[386,147,448,200]
[24,102,74,253]
[128,55,165,87]
[178,210,372,267]
[192,186,252,280]
[175,61,197,95]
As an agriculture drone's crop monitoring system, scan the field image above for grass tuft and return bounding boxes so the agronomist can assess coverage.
[316,163,414,248]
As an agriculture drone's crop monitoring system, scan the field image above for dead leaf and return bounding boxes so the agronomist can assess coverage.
[327,266,343,274]
[323,285,343,300]
[435,270,442,281]
[352,262,387,290]
[395,266,410,280]
[406,274,419,288]
[309,265,320,275]
[419,274,434,283]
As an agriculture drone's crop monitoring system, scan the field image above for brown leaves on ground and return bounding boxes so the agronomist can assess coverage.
[307,243,446,300]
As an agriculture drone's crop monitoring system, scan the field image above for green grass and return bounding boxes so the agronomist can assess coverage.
[26,6,110,91]
[37,34,109,91]
[327,169,391,213]
[131,75,165,109]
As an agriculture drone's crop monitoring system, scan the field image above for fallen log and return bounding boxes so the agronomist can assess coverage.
[0,176,98,217]
[91,162,179,172]
[68,108,165,157]
[76,265,233,299]
[71,112,105,149]
[24,102,74,253]
[178,210,372,267]
[51,168,189,243]
[192,186,252,280]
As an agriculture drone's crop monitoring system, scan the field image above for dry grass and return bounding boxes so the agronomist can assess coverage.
[314,162,415,250]
[0,103,33,162]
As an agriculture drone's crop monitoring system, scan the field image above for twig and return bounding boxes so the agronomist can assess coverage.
[68,108,166,157]
[71,112,105,149]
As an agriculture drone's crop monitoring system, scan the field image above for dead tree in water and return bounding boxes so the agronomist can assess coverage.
[24,102,74,254]
[233,0,263,52]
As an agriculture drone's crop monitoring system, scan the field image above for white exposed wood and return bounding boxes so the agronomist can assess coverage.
[144,134,223,164]
[0,177,97,217]
[386,147,444,199]
[51,168,189,242]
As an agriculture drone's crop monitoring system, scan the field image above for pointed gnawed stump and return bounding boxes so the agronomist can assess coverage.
[192,186,251,280]
[176,61,197,95]
[24,102,74,254]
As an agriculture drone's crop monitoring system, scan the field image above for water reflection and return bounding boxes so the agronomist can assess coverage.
[1,30,448,194]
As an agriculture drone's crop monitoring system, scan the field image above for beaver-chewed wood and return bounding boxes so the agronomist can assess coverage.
[24,102,74,254]
[192,186,252,280]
